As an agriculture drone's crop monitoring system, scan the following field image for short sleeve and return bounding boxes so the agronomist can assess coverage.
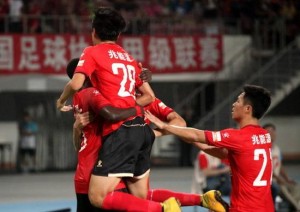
[205,128,240,150]
[75,46,97,78]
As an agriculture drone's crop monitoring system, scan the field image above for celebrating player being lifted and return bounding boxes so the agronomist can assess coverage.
[57,7,181,211]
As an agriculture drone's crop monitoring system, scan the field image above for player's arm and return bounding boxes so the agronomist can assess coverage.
[99,104,143,122]
[57,73,86,110]
[145,110,207,144]
[155,111,187,137]
[166,111,186,127]
[193,143,228,159]
[136,82,155,106]
[72,111,91,151]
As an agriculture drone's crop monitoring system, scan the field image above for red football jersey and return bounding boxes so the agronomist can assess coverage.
[73,87,109,193]
[205,125,274,212]
[76,43,143,136]
[145,98,174,124]
[73,87,127,193]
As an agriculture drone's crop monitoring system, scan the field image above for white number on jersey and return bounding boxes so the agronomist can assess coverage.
[112,63,136,97]
[253,148,272,186]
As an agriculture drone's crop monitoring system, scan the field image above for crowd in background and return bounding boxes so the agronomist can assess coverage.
[0,0,299,39]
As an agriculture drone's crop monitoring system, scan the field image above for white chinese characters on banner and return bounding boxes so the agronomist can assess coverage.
[43,36,67,71]
[173,37,196,69]
[149,37,172,70]
[199,37,220,68]
[0,35,222,74]
[0,36,13,70]
[18,36,40,71]
[69,36,89,60]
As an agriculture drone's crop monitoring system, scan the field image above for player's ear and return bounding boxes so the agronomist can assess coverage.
[245,105,252,113]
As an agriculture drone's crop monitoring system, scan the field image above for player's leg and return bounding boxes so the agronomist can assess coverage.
[76,193,108,212]
[88,175,121,208]
[147,188,229,211]
[124,119,180,211]
[28,149,36,172]
[20,149,30,172]
[126,170,150,199]
[147,189,202,206]
[89,118,179,211]
[126,119,154,199]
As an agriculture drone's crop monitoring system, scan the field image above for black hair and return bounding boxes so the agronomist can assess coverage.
[66,58,79,79]
[243,84,271,119]
[92,7,126,41]
[263,123,276,130]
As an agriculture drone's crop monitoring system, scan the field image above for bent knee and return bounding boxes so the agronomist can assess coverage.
[88,190,104,208]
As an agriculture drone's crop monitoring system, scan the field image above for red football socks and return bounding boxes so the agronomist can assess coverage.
[102,191,163,211]
[147,189,201,206]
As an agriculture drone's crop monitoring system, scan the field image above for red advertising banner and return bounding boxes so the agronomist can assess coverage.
[0,34,222,75]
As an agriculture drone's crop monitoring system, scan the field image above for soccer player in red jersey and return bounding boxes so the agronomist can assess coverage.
[72,83,229,211]
[145,84,274,212]
[55,7,182,212]
[144,98,229,212]
[67,56,228,211]
[65,58,147,212]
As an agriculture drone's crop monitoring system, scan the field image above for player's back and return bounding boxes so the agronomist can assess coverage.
[228,125,274,212]
[89,43,142,109]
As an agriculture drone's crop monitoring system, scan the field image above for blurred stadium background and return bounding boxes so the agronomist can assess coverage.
[0,0,300,211]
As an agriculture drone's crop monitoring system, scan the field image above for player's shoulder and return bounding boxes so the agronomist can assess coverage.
[216,128,240,139]
[82,46,93,52]
[221,128,237,133]
[81,46,98,55]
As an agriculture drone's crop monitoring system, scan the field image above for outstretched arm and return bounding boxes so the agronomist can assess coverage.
[193,143,228,159]
[145,111,207,144]
[155,111,187,137]
[99,105,143,122]
[57,73,86,110]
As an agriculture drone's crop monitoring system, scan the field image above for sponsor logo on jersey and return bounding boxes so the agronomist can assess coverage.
[223,132,230,138]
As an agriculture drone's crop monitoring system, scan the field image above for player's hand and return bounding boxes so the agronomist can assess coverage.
[56,98,66,110]
[60,105,73,112]
[138,62,152,82]
[145,110,166,129]
[74,112,93,129]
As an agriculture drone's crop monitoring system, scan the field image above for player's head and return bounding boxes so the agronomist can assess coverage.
[263,123,276,142]
[242,84,271,119]
[66,58,79,79]
[92,7,126,42]
[232,84,271,121]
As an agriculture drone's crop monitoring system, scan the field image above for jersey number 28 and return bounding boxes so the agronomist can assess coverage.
[112,63,136,97]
